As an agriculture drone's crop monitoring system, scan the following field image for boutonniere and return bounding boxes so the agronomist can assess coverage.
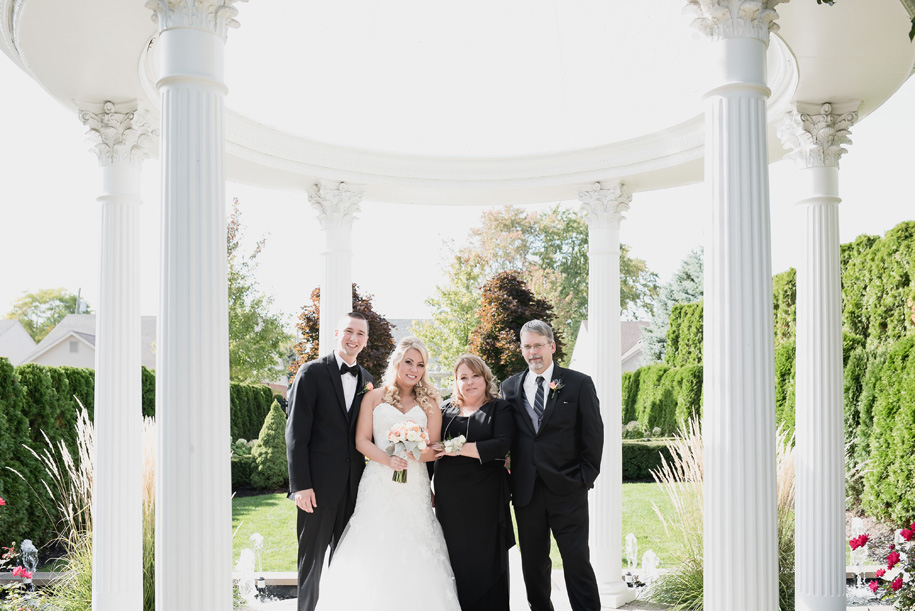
[549,379,564,398]
[357,381,374,396]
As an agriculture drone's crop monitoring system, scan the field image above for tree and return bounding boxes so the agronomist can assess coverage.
[412,253,485,374]
[5,288,90,341]
[469,271,563,383]
[414,205,658,367]
[227,198,293,383]
[641,248,704,364]
[290,284,395,382]
[250,400,288,490]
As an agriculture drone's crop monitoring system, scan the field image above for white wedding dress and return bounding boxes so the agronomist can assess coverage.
[315,402,461,611]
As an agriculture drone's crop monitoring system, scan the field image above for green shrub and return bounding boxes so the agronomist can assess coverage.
[773,341,796,433]
[250,400,288,490]
[666,302,703,367]
[0,359,45,547]
[59,367,95,420]
[141,366,155,418]
[862,336,915,523]
[622,440,673,481]
[772,268,797,347]
[232,454,256,490]
[622,369,640,424]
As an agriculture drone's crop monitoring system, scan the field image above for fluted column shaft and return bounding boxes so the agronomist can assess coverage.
[579,183,636,608]
[308,183,363,353]
[81,102,153,611]
[686,3,785,609]
[780,102,858,611]
[148,2,242,609]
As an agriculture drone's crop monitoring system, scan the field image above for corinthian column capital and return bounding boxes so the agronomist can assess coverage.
[146,0,245,39]
[778,102,859,169]
[684,0,787,42]
[308,183,365,230]
[80,102,157,167]
[578,182,631,230]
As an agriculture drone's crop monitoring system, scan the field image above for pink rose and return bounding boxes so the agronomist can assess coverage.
[876,568,886,578]
[887,550,901,570]
[902,528,914,542]
[0,497,5,505]
[892,576,903,592]
[869,580,880,594]
[11,566,32,579]
[850,534,870,550]
[910,522,915,531]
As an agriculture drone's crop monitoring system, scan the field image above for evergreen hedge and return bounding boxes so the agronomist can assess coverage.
[621,364,702,435]
[628,220,915,517]
[622,440,674,482]
[0,361,277,548]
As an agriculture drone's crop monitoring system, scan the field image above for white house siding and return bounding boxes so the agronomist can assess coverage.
[31,337,95,368]
[0,321,37,365]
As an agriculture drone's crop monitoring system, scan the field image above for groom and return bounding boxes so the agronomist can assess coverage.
[501,319,604,611]
[285,312,373,611]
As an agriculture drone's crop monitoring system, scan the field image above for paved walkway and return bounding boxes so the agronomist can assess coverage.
[242,548,893,610]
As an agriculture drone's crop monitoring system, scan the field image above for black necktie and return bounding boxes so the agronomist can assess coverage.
[533,375,545,423]
[340,363,358,376]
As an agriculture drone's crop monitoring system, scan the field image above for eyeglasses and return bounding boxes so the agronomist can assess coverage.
[521,342,550,352]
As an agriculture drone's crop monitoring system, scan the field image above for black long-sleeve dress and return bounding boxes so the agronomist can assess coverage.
[433,398,515,611]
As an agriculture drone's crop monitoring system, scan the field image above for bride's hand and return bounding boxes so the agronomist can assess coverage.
[387,455,408,471]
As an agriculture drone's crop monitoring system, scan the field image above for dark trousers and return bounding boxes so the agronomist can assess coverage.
[295,487,356,611]
[514,478,600,611]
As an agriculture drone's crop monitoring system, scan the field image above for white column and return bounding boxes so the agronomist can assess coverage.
[147,2,241,609]
[779,102,858,611]
[307,182,363,354]
[81,101,154,611]
[578,182,636,608]
[685,2,784,609]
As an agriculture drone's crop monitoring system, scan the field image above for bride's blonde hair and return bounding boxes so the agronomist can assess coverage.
[381,336,439,414]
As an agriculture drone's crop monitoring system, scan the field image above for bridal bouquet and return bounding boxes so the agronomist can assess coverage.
[385,420,430,483]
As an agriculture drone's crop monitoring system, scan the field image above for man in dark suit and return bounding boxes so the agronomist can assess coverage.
[500,319,604,611]
[285,312,373,611]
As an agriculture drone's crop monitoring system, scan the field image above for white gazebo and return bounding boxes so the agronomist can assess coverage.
[3,1,914,610]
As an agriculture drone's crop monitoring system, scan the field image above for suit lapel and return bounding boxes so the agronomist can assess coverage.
[325,354,349,419]
[348,369,368,427]
[538,366,563,432]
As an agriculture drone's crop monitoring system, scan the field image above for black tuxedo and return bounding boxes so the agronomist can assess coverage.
[286,353,373,611]
[501,365,603,611]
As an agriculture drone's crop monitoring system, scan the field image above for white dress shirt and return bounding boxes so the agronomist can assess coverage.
[334,351,359,410]
[523,362,554,431]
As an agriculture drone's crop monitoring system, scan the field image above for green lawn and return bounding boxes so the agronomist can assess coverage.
[232,493,298,571]
[231,482,685,572]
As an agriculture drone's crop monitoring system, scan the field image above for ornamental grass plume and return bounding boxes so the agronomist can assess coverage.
[647,418,796,611]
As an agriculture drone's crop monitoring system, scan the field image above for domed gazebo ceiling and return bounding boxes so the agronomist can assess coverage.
[2,0,914,204]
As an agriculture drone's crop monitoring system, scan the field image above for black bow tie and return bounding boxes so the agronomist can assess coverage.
[340,363,358,376]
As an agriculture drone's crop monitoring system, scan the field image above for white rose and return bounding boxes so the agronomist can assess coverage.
[406,430,421,442]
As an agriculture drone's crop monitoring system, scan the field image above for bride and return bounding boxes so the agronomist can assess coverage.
[315,336,461,610]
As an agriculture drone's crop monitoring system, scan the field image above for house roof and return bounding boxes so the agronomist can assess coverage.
[22,314,158,369]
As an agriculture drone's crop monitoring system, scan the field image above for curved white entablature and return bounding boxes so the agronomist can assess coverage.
[134,31,797,205]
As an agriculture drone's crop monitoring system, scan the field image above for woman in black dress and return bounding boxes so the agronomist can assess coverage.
[433,354,515,611]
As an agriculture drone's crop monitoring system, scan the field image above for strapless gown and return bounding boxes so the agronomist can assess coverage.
[315,402,461,611]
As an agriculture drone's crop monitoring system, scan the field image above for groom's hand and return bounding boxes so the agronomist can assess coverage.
[294,489,317,513]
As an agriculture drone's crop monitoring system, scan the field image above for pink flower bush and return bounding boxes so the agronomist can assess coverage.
[0,497,6,506]
[862,517,915,610]
[11,565,33,580]
[850,534,870,550]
